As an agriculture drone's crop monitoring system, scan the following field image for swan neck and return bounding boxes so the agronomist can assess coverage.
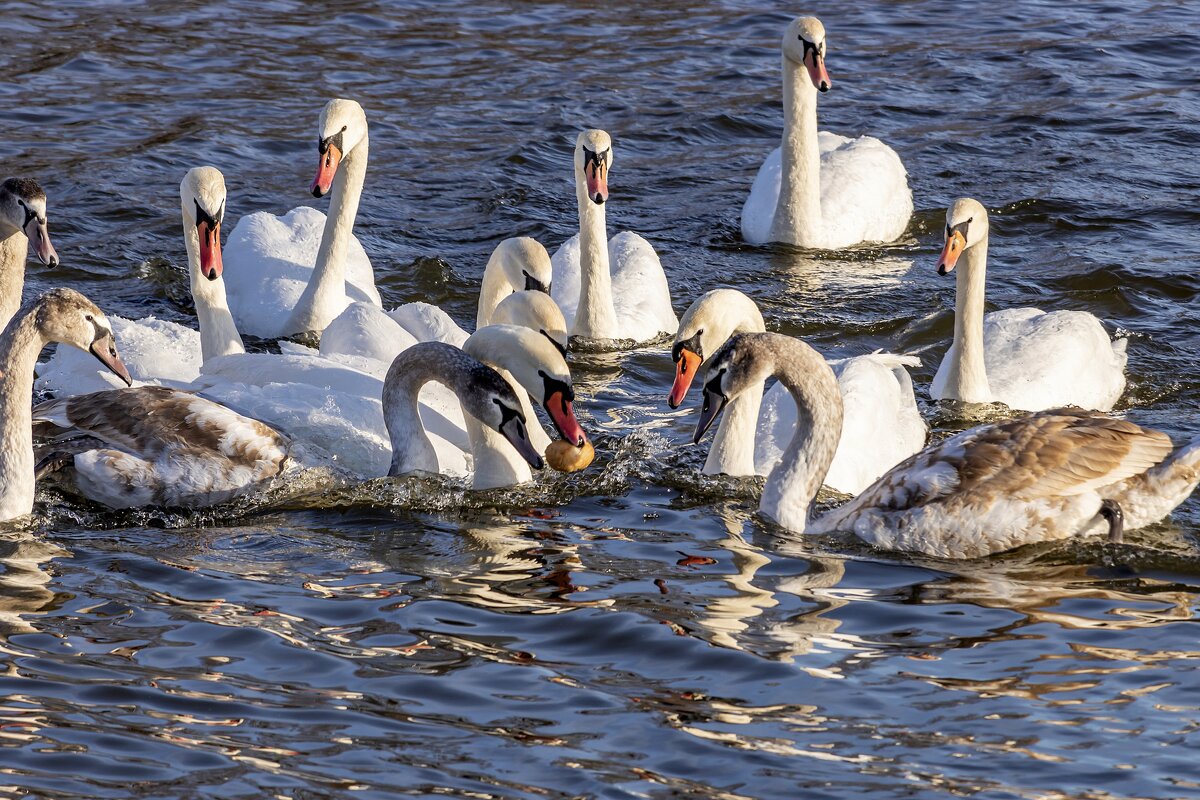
[287,133,369,335]
[384,347,477,477]
[463,365,534,489]
[949,236,991,403]
[0,230,29,332]
[0,310,45,520]
[573,167,618,339]
[772,56,823,246]
[760,349,843,532]
[476,250,513,329]
[183,222,244,362]
[705,390,762,476]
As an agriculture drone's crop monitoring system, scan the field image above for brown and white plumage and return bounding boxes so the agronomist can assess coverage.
[695,333,1200,559]
[34,386,292,509]
[811,408,1193,558]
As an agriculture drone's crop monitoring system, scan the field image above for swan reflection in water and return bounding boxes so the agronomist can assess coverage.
[0,532,67,638]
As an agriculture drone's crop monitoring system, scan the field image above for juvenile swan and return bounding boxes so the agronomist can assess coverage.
[693,332,1199,559]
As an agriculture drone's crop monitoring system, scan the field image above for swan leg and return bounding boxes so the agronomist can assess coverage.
[1099,499,1125,544]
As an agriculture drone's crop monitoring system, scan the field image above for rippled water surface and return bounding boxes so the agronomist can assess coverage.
[2,1,1200,797]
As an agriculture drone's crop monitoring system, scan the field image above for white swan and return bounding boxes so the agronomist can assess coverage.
[0,289,130,521]
[38,167,245,396]
[224,98,380,338]
[319,236,555,362]
[931,198,1128,411]
[669,289,925,495]
[740,17,912,249]
[383,341,545,485]
[550,129,677,343]
[0,178,59,330]
[693,332,1200,559]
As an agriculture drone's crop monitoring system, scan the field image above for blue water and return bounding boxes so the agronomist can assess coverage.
[1,1,1198,797]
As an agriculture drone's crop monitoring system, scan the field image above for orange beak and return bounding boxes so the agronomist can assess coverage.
[311,142,342,198]
[805,50,831,92]
[668,349,702,409]
[545,390,587,448]
[197,220,222,280]
[585,158,608,204]
[937,230,967,275]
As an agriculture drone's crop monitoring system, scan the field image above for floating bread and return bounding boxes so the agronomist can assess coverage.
[545,438,595,473]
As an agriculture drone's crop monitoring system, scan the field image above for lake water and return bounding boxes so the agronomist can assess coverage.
[1,0,1199,797]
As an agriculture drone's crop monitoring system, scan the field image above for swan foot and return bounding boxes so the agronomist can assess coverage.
[1099,499,1124,544]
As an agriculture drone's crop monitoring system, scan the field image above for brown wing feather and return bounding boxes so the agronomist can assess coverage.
[845,409,1172,519]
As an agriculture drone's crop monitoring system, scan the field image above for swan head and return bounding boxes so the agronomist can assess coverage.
[0,178,58,267]
[32,288,131,386]
[460,356,546,470]
[311,98,368,198]
[937,198,989,276]
[493,236,553,294]
[466,324,587,448]
[180,167,227,281]
[669,289,764,409]
[783,16,831,93]
[692,333,772,444]
[492,291,569,357]
[575,129,613,205]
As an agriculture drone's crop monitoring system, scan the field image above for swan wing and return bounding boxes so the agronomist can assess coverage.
[321,301,419,364]
[818,134,912,249]
[982,308,1127,412]
[741,146,782,245]
[388,302,470,348]
[823,354,926,495]
[609,231,677,342]
[224,207,380,338]
[33,387,291,508]
[814,409,1172,557]
[549,234,582,330]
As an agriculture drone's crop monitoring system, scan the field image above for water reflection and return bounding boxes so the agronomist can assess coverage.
[0,533,65,638]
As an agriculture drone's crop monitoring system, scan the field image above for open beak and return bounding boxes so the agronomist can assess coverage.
[585,158,608,205]
[693,384,727,444]
[501,417,545,470]
[24,218,58,268]
[805,50,831,92]
[668,349,702,409]
[545,390,587,447]
[89,335,132,386]
[937,230,967,276]
[311,142,342,198]
[197,220,223,280]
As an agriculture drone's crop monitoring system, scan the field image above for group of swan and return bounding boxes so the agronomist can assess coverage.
[0,13,1193,562]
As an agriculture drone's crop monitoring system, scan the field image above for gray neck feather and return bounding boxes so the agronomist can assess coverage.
[0,230,29,332]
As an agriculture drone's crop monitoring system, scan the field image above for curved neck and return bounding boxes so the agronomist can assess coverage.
[463,364,534,490]
[286,134,369,335]
[0,308,46,520]
[947,236,991,403]
[771,56,823,246]
[695,298,767,476]
[183,223,244,362]
[476,252,516,330]
[573,167,618,339]
[706,389,762,476]
[0,230,29,332]
[759,344,843,533]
